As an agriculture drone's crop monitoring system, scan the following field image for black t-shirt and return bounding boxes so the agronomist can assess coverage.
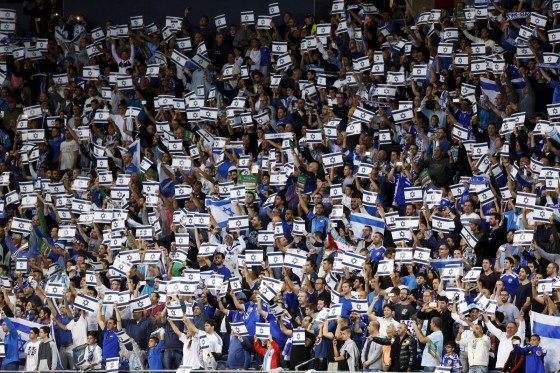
[514,282,531,311]
[394,302,417,321]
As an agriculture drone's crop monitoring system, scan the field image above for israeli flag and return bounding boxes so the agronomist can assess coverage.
[328,304,343,320]
[513,230,533,245]
[349,212,385,238]
[441,264,463,279]
[395,248,413,264]
[342,252,365,270]
[46,282,64,299]
[74,294,99,313]
[377,260,394,276]
[284,251,307,269]
[404,187,423,203]
[322,152,344,169]
[530,311,560,373]
[413,247,431,265]
[228,215,249,230]
[268,252,284,268]
[206,198,237,228]
[231,322,249,336]
[464,267,482,282]
[258,231,275,246]
[245,250,263,266]
[255,322,270,339]
[351,299,368,313]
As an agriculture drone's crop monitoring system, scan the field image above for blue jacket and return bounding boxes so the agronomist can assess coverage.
[1,318,20,365]
[513,344,546,373]
[148,340,163,373]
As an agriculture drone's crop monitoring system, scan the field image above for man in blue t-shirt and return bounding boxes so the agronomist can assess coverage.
[98,302,122,361]
[369,233,386,262]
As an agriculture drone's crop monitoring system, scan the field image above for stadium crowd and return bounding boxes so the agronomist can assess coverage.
[0,0,560,372]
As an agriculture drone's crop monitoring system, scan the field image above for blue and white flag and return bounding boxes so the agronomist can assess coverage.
[127,139,141,168]
[268,252,284,268]
[480,76,525,105]
[7,318,43,367]
[413,247,431,265]
[46,282,64,299]
[228,215,249,230]
[206,198,237,228]
[255,322,270,339]
[342,251,365,270]
[258,231,275,246]
[351,298,368,313]
[349,212,385,238]
[531,312,558,373]
[74,294,99,313]
[230,322,249,336]
[377,260,394,276]
[284,251,307,269]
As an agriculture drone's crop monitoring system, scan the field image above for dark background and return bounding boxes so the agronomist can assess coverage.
[0,0,333,34]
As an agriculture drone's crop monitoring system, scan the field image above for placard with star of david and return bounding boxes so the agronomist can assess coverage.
[441,264,463,279]
[110,259,131,277]
[395,248,413,264]
[11,217,31,236]
[46,282,64,299]
[258,283,277,304]
[244,250,263,267]
[102,291,119,305]
[432,215,455,233]
[74,294,99,313]
[267,252,284,268]
[391,227,412,243]
[258,230,275,246]
[130,294,151,311]
[283,251,307,270]
[230,322,249,336]
[322,152,343,170]
[342,251,365,271]
[351,299,368,313]
[463,267,482,282]
[403,187,423,203]
[377,260,394,276]
[513,230,534,246]
[392,108,413,124]
[255,322,271,339]
[228,216,249,231]
[460,228,479,249]
[515,192,537,209]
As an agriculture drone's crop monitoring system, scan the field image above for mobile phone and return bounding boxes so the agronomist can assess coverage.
[141,100,146,105]
[453,98,460,103]
[429,302,437,308]
[512,340,520,345]
[139,281,146,286]
[388,293,395,297]
[396,162,403,167]
[463,325,471,331]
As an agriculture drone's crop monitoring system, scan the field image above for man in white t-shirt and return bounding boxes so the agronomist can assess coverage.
[59,135,79,171]
[203,319,223,370]
[168,314,203,369]
[24,327,41,372]
[460,200,479,232]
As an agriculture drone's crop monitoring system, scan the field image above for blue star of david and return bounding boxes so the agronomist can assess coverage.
[223,207,236,217]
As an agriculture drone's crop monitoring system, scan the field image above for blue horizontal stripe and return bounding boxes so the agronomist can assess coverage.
[533,320,560,339]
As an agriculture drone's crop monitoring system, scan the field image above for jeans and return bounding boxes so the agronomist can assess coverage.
[162,349,183,370]
[1,362,19,370]
[469,366,489,373]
